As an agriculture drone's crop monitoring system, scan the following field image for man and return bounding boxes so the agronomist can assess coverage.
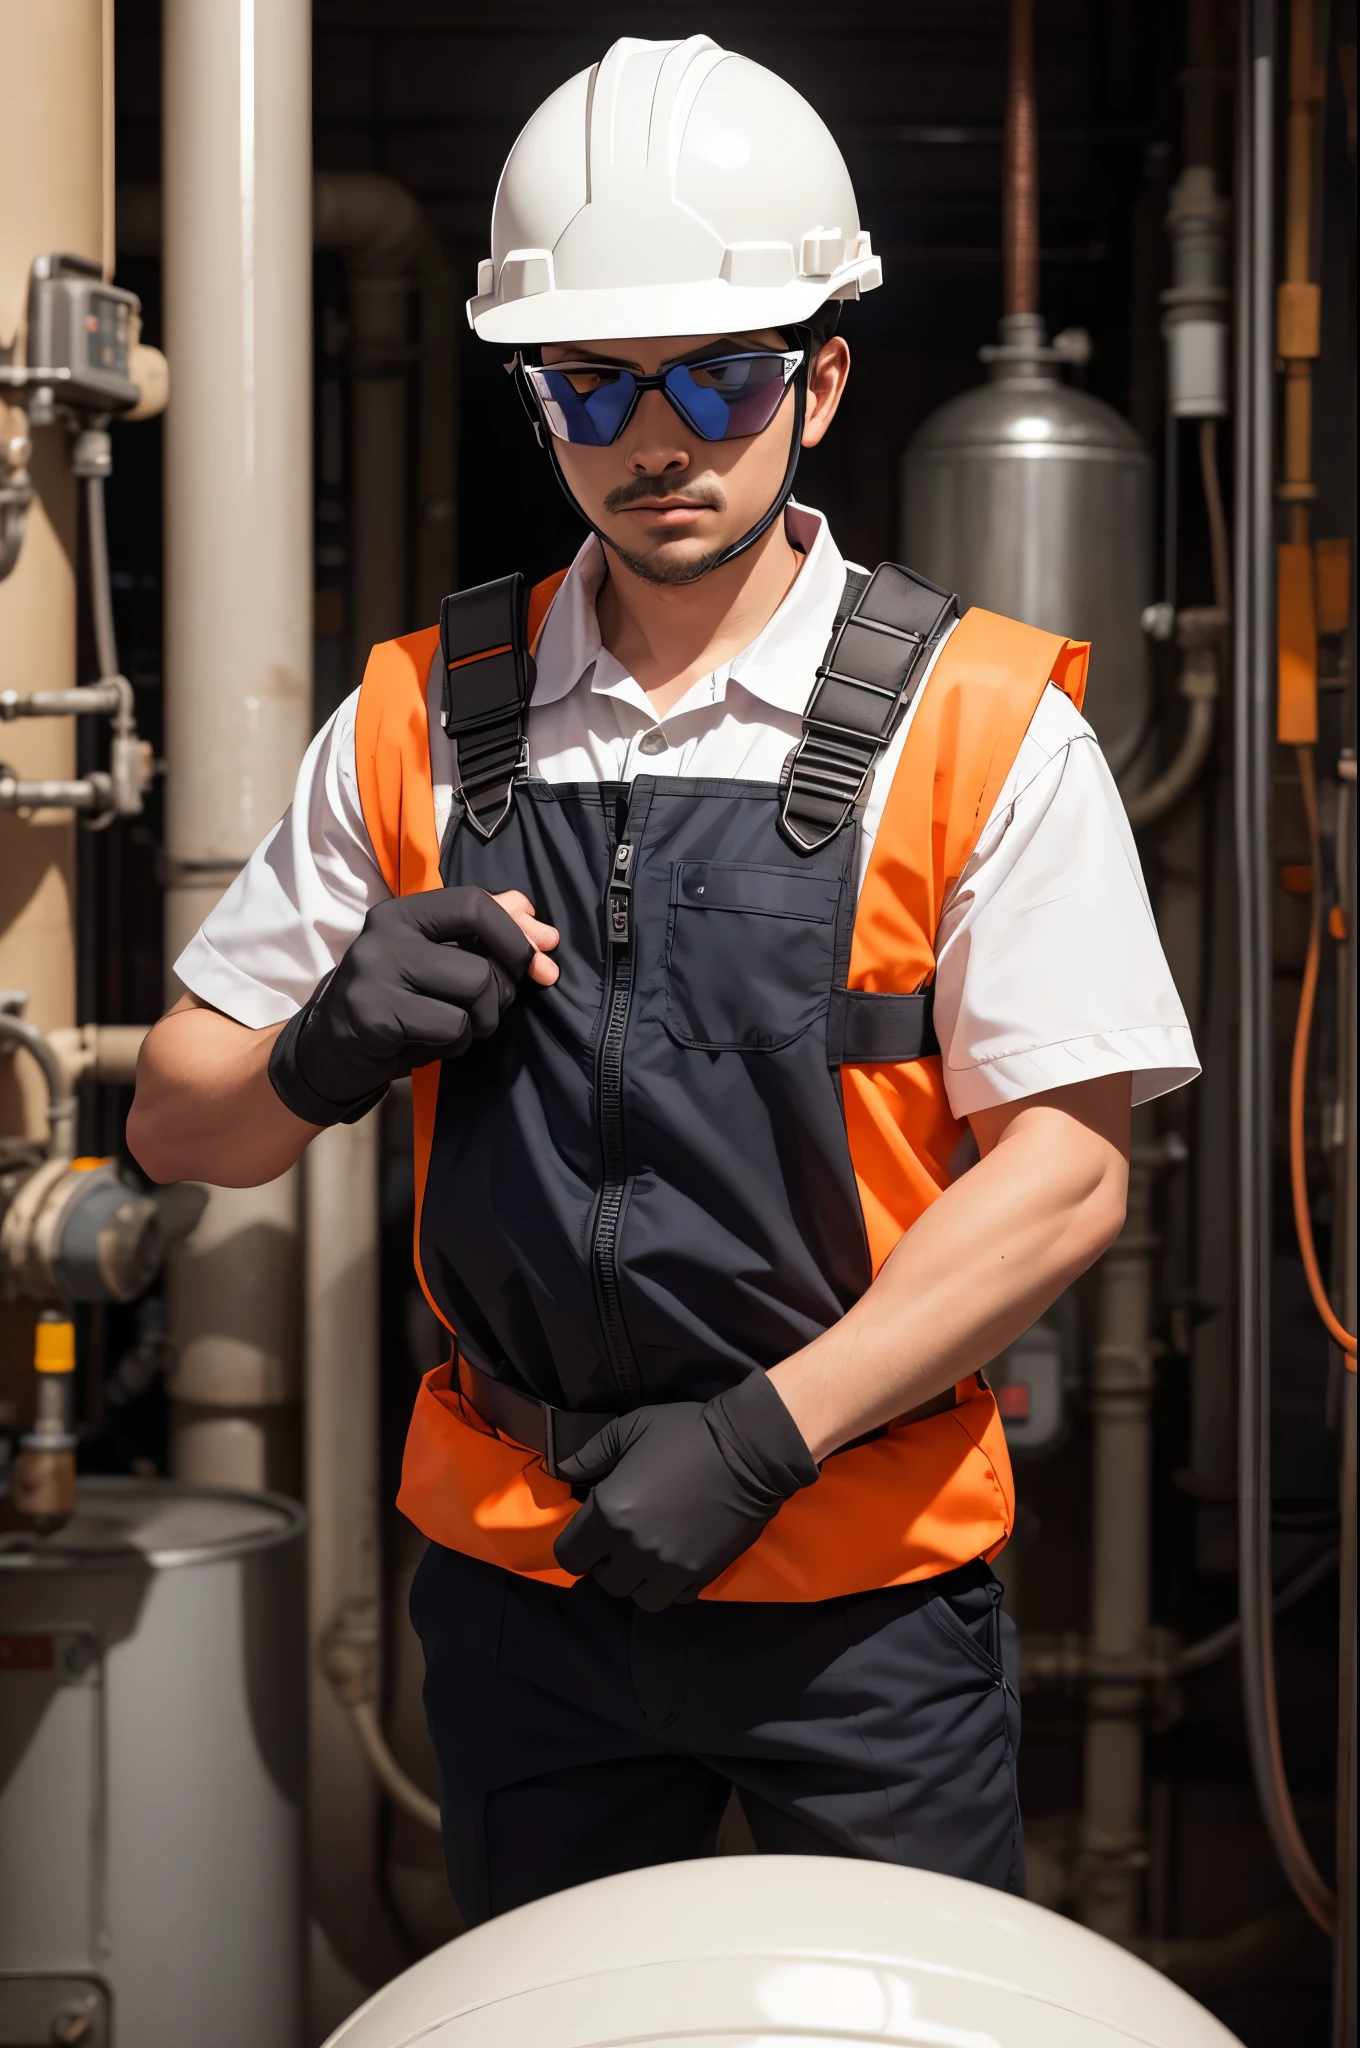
[129,36,1196,1922]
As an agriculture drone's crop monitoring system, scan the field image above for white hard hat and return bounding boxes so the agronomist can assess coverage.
[468,35,882,345]
[323,1855,1244,2048]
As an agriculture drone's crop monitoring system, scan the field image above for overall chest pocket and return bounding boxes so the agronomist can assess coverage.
[663,860,842,1052]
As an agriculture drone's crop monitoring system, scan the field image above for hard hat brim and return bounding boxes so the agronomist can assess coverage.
[467,263,880,346]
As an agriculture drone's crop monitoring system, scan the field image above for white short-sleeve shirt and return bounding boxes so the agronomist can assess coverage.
[175,504,1198,1117]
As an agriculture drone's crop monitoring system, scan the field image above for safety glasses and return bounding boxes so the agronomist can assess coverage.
[519,347,804,447]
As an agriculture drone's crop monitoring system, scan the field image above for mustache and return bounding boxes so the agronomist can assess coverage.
[602,474,726,515]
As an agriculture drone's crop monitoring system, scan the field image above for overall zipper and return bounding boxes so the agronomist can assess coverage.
[591,833,641,1401]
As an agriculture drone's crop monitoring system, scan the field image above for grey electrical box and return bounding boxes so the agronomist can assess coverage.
[25,255,140,415]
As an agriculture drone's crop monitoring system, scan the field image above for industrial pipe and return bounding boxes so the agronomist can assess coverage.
[311,172,459,650]
[1126,416,1231,833]
[1233,0,1336,1938]
[1002,0,1039,318]
[117,173,459,642]
[1124,606,1222,831]
[320,1603,442,1835]
[0,1009,76,1158]
[1334,738,1357,2040]
[46,1020,146,1086]
[0,1,104,1163]
[1021,1541,1340,1687]
[1078,1136,1182,1940]
[1274,0,1356,1361]
[305,1116,410,2012]
[160,0,312,1495]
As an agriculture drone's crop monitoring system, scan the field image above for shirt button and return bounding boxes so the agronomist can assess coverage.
[637,729,668,757]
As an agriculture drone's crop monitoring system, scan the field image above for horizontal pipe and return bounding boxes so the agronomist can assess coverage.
[0,769,111,814]
[0,680,127,720]
[1021,1543,1341,1686]
[47,1021,149,1087]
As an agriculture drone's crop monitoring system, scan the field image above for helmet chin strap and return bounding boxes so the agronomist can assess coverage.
[519,339,812,580]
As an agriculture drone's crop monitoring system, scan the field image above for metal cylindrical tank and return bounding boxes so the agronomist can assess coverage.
[902,316,1155,775]
[0,1478,305,2048]
[323,1854,1244,2048]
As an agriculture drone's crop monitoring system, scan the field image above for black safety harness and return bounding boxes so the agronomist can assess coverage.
[438,558,962,1474]
[439,558,957,853]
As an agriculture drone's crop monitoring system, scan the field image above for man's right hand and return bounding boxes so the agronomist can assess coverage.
[268,885,546,1127]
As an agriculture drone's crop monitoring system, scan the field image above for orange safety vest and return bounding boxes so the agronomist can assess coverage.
[356,576,1088,1602]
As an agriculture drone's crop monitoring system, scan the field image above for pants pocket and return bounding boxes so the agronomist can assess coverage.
[925,1573,1006,1679]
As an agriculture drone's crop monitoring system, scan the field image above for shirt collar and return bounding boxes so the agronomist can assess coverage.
[529,503,852,719]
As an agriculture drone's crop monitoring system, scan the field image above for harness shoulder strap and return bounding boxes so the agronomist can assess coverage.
[439,572,535,839]
[439,568,572,838]
[781,561,959,855]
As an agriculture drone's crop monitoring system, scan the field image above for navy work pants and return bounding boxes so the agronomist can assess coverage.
[410,1542,1024,1926]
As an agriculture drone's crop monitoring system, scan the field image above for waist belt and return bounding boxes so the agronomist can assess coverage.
[456,1351,974,1482]
[456,1354,618,1480]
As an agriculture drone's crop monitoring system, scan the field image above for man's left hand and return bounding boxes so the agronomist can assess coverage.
[553,1371,819,1610]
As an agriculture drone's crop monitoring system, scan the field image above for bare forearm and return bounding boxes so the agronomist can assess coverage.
[127,996,317,1186]
[770,1076,1131,1460]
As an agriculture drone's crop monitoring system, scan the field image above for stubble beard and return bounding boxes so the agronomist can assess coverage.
[598,473,729,586]
[604,536,729,585]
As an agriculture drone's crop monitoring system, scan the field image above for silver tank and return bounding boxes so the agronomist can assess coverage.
[901,315,1154,774]
[0,1478,305,2048]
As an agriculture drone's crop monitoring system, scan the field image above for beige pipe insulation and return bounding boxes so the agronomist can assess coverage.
[0,0,108,1426]
[1078,1141,1164,1939]
[0,0,106,1146]
[306,1117,410,2012]
[159,0,312,1496]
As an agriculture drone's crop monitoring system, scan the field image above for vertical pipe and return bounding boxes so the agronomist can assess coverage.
[1080,1153,1157,1940]
[1338,1370,1358,2043]
[1003,0,1040,318]
[1281,0,1320,547]
[0,0,103,1415]
[1332,771,1357,2034]
[350,274,412,683]
[305,1115,407,2025]
[413,260,459,627]
[0,1,103,1142]
[1233,0,1336,1936]
[161,0,312,1492]
[101,0,116,282]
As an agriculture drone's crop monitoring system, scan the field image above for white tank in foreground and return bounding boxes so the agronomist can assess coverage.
[324,1853,1243,2048]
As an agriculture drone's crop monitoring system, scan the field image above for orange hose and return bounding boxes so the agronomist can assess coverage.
[1290,745,1357,1360]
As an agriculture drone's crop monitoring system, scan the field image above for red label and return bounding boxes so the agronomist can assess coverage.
[996,1384,1031,1422]
[0,1634,55,1672]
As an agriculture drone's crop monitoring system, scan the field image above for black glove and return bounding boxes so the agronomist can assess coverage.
[553,1371,819,1610]
[269,885,535,1126]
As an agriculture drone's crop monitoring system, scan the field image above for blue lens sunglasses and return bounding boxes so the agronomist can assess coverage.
[515,345,805,448]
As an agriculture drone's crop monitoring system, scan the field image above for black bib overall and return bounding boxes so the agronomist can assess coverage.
[410,564,1022,1918]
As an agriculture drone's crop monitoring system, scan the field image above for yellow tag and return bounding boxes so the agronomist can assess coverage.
[35,1319,76,1375]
